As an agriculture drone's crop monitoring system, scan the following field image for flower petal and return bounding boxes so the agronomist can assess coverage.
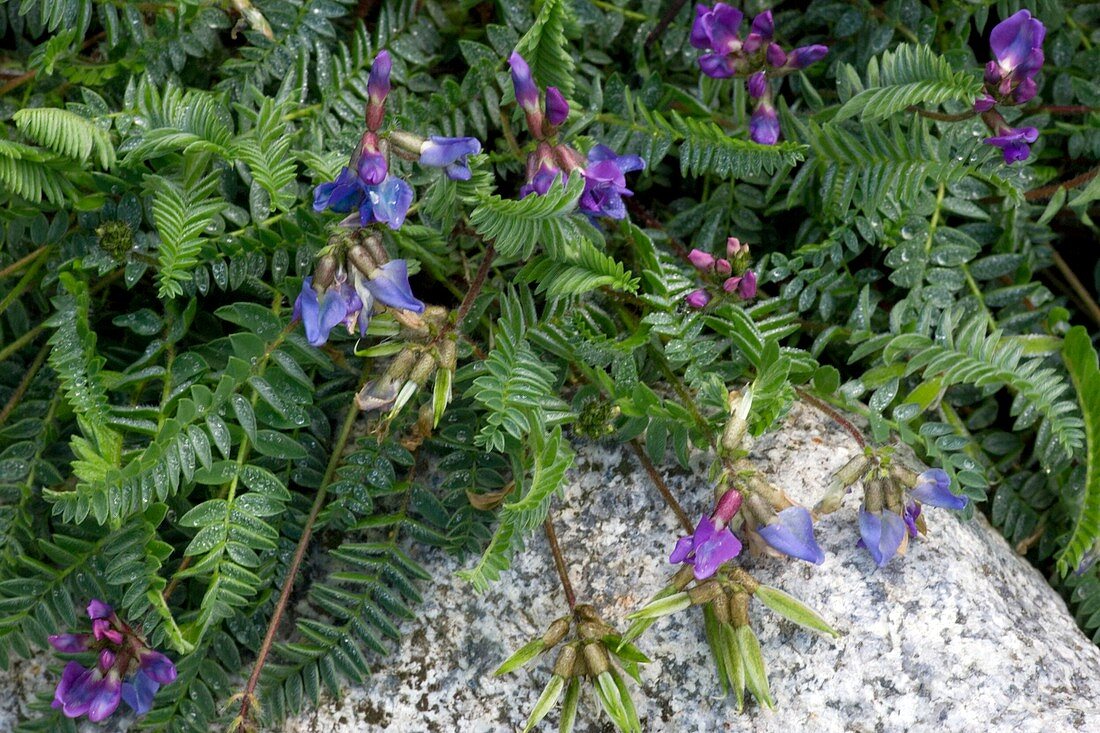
[990,10,1045,72]
[367,177,414,229]
[121,670,161,716]
[757,506,825,564]
[910,468,968,510]
[86,599,112,620]
[545,86,570,126]
[669,534,696,564]
[139,650,178,685]
[365,260,425,313]
[49,634,90,653]
[859,509,906,567]
[86,674,122,723]
[691,526,742,579]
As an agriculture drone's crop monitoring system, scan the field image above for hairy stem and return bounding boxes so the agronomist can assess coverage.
[909,107,977,122]
[544,513,576,610]
[1051,250,1100,328]
[0,342,49,426]
[0,245,49,279]
[1024,165,1100,202]
[630,440,694,532]
[795,388,867,449]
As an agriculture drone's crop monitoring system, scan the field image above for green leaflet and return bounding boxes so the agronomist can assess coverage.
[1057,327,1100,576]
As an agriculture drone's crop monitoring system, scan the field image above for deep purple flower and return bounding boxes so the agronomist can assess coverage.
[765,43,787,68]
[92,618,123,644]
[749,101,780,145]
[670,515,743,580]
[293,276,363,347]
[356,149,388,185]
[715,258,732,275]
[313,167,366,214]
[138,650,178,685]
[747,71,767,99]
[973,93,997,113]
[699,53,737,79]
[690,3,743,52]
[545,86,569,126]
[989,10,1045,82]
[685,289,711,309]
[909,468,968,510]
[757,506,825,564]
[419,136,482,181]
[858,508,908,567]
[520,164,563,199]
[579,144,645,219]
[120,670,159,716]
[87,599,113,620]
[902,501,922,537]
[53,664,122,723]
[985,125,1039,164]
[356,260,426,316]
[787,44,829,69]
[363,176,414,228]
[509,51,539,112]
[743,11,773,53]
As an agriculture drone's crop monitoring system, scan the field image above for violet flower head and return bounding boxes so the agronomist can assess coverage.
[688,248,716,270]
[747,71,768,100]
[356,149,388,186]
[49,634,89,653]
[692,3,744,78]
[545,86,570,126]
[757,506,825,564]
[293,276,363,347]
[989,10,1045,83]
[670,515,743,580]
[749,101,780,145]
[909,468,968,510]
[685,289,711,309]
[985,125,1039,164]
[743,10,773,53]
[419,136,481,181]
[508,51,540,112]
[360,260,426,315]
[787,44,829,69]
[858,508,908,567]
[363,176,414,228]
[578,144,645,219]
[313,166,367,214]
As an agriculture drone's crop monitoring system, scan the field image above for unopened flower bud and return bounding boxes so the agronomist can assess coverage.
[688,248,715,270]
[552,643,578,678]
[688,580,724,606]
[582,642,610,677]
[543,617,571,649]
[313,254,339,290]
[713,489,743,527]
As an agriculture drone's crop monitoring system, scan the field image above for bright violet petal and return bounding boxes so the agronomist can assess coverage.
[699,53,736,79]
[990,10,1045,71]
[53,662,87,711]
[669,534,696,564]
[367,50,392,103]
[545,86,569,126]
[508,51,539,111]
[139,651,178,685]
[365,260,425,314]
[910,468,968,510]
[86,599,112,620]
[750,104,780,145]
[60,667,102,719]
[788,44,829,69]
[49,634,89,653]
[691,526,742,579]
[86,674,122,723]
[367,176,414,229]
[757,506,825,564]
[121,670,160,715]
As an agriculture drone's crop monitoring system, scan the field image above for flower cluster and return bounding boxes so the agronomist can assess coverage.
[293,231,425,348]
[509,52,645,219]
[313,51,482,225]
[858,467,967,567]
[49,600,177,722]
[690,4,828,144]
[685,237,758,309]
[975,10,1045,164]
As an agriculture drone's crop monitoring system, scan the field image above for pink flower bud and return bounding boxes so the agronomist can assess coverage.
[685,289,711,309]
[688,249,715,271]
[715,258,732,275]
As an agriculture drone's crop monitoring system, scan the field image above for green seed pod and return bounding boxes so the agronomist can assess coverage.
[582,641,610,677]
[542,616,571,649]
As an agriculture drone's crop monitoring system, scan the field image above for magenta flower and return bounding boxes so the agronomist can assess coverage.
[49,600,176,722]
[722,270,757,299]
[685,289,711,309]
[419,136,481,181]
[985,125,1039,164]
[670,515,743,580]
[983,10,1045,106]
[688,248,715,270]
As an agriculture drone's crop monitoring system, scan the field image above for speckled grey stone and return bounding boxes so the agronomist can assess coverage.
[4,405,1099,733]
[280,404,1100,733]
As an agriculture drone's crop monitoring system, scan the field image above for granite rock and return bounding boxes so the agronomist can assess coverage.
[281,404,1100,733]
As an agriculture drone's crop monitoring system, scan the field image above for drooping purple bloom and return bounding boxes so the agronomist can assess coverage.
[699,53,736,79]
[313,167,366,214]
[520,164,563,199]
[973,93,997,113]
[685,289,711,309]
[360,260,426,314]
[984,125,1039,164]
[120,670,160,716]
[363,176,414,228]
[92,618,123,644]
[909,468,968,510]
[902,501,922,537]
[670,515,743,580]
[579,144,645,219]
[747,71,767,99]
[692,3,745,78]
[508,51,539,112]
[293,276,363,347]
[787,44,829,69]
[419,136,482,181]
[749,101,780,145]
[989,10,1045,81]
[545,86,569,126]
[757,506,825,564]
[858,508,908,567]
[53,665,122,722]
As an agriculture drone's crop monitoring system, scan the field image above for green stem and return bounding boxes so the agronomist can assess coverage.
[590,0,648,21]
[0,324,46,362]
[0,255,44,319]
[0,342,49,426]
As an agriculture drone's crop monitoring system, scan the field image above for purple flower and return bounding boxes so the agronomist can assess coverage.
[356,149,388,186]
[765,43,787,68]
[293,276,363,347]
[688,248,715,270]
[985,125,1039,164]
[685,289,711,309]
[723,270,757,299]
[787,44,829,69]
[670,515,743,580]
[743,11,773,53]
[48,634,89,652]
[579,144,645,219]
[973,93,997,113]
[692,3,744,78]
[419,136,482,181]
[989,10,1045,82]
[909,468,968,510]
[313,167,366,214]
[366,50,391,131]
[520,164,563,199]
[92,618,123,644]
[756,506,825,564]
[699,53,736,79]
[509,51,539,112]
[363,176,414,228]
[545,86,569,126]
[356,260,426,316]
[747,71,767,99]
[902,501,922,537]
[87,599,113,620]
[138,650,178,685]
[120,670,159,715]
[52,664,122,722]
[749,101,780,145]
[858,508,908,567]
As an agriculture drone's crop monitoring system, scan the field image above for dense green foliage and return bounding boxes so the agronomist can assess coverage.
[1,0,1099,730]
